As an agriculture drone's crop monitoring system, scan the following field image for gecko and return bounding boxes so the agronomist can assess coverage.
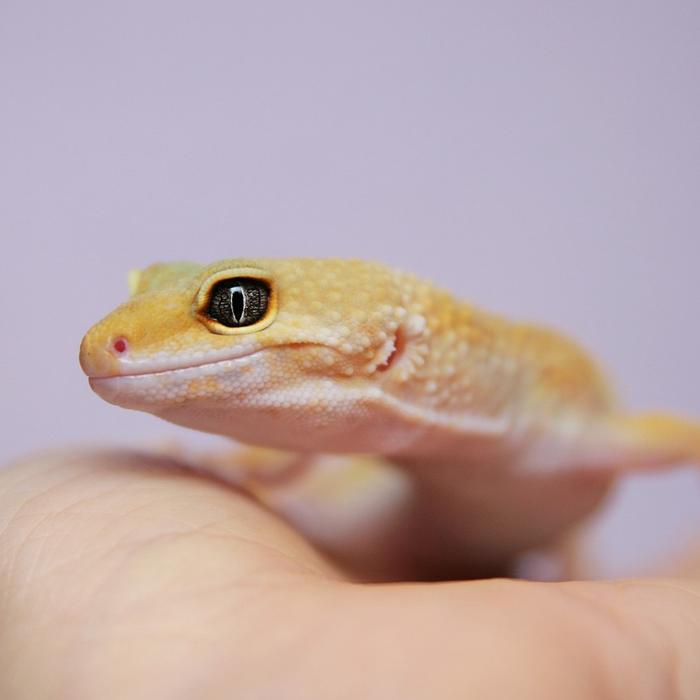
[79,258,700,578]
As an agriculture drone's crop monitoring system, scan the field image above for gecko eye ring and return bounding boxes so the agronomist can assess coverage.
[206,278,270,327]
[196,268,277,334]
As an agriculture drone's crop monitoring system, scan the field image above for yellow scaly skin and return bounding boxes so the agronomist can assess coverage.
[79,258,700,576]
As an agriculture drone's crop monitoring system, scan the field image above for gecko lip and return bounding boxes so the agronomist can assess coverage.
[86,341,344,383]
[85,346,266,381]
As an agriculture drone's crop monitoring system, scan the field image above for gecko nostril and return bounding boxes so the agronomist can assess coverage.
[112,337,128,355]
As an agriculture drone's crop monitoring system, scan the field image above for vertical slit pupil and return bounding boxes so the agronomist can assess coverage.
[231,287,245,322]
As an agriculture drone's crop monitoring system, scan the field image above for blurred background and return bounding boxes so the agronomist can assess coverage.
[1,1,699,576]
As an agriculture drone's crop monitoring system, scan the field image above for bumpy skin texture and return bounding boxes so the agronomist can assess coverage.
[79,258,700,575]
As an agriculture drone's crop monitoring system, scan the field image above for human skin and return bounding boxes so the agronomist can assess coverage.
[1,450,699,699]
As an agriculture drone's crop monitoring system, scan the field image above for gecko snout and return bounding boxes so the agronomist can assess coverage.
[79,329,128,378]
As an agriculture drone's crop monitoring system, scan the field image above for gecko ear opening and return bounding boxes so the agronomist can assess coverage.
[372,314,428,380]
[377,327,406,372]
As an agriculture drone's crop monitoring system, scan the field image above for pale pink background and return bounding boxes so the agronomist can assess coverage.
[1,1,699,574]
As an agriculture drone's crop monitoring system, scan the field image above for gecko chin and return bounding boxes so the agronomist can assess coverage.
[88,355,421,454]
[87,352,271,409]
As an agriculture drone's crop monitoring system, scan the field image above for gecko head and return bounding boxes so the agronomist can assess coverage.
[79,258,435,452]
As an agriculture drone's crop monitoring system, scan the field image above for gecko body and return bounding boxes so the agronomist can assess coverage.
[79,259,700,575]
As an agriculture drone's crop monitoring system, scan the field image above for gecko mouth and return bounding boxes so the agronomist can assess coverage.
[86,341,342,385]
[85,342,353,411]
[88,346,266,381]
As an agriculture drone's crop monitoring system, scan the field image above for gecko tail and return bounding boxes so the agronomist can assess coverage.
[612,412,700,469]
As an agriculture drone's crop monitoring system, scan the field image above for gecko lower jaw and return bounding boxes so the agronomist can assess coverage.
[86,352,270,407]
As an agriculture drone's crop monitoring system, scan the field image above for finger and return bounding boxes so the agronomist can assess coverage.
[0,448,340,583]
[310,576,700,699]
[0,449,348,698]
[3,451,700,699]
[5,453,700,699]
[193,447,421,580]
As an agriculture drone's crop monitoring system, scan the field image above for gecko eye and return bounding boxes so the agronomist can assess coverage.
[206,278,270,327]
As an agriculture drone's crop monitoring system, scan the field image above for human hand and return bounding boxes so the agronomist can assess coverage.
[1,450,698,698]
